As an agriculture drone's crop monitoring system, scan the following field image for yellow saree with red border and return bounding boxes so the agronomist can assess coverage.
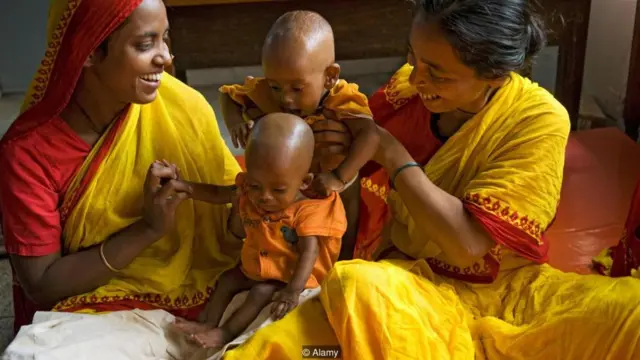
[53,73,242,316]
[10,0,242,319]
[224,67,640,359]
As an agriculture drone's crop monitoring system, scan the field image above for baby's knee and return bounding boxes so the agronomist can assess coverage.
[217,267,247,289]
[249,282,280,299]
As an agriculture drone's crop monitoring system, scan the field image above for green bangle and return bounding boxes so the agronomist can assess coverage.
[389,162,421,190]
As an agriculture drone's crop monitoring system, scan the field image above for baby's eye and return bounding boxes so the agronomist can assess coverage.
[270,86,282,92]
[273,188,287,193]
[292,87,304,93]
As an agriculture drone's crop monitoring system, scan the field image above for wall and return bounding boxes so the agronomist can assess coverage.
[0,0,49,94]
[581,0,637,121]
[1,0,639,120]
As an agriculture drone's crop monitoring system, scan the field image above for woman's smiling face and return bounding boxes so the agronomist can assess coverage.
[88,0,173,105]
[407,12,503,114]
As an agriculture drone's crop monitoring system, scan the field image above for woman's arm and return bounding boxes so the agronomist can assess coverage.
[335,118,380,183]
[10,162,192,308]
[376,127,495,266]
[11,220,161,308]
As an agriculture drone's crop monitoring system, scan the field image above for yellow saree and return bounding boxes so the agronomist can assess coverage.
[224,68,640,359]
[53,73,242,314]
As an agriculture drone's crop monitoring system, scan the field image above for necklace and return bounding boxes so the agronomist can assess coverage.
[73,99,123,135]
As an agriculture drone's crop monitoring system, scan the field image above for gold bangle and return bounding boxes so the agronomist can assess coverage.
[99,241,121,273]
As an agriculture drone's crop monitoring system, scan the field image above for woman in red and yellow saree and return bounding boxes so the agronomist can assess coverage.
[222,1,640,359]
[0,0,240,335]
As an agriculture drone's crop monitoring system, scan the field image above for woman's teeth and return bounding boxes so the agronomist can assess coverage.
[140,73,162,82]
[421,93,439,101]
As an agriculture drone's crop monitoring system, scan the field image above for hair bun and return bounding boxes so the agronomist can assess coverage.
[525,11,547,60]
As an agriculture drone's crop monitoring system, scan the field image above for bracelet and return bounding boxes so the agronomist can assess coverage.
[389,162,421,190]
[229,226,245,240]
[99,241,122,273]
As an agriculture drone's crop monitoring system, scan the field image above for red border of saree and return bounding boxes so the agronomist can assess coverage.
[2,0,142,331]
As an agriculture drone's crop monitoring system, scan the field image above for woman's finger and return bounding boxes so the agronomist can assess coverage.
[316,144,346,156]
[167,192,190,209]
[314,131,352,146]
[312,118,349,133]
[145,164,174,194]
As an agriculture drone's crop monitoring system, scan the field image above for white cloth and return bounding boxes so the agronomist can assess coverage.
[2,288,321,360]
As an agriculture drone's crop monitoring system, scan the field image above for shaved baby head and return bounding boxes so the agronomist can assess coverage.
[261,11,340,117]
[262,11,335,70]
[246,113,315,179]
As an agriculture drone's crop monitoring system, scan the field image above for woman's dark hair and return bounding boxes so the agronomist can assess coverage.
[418,0,546,79]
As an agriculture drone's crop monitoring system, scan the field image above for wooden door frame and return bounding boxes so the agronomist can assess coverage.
[624,0,640,141]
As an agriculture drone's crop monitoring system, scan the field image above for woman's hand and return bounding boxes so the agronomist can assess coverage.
[311,112,353,162]
[142,161,193,237]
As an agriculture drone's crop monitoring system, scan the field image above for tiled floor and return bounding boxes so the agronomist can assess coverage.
[0,70,392,353]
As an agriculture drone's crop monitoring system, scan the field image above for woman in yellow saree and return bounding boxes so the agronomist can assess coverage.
[0,0,240,337]
[223,1,640,359]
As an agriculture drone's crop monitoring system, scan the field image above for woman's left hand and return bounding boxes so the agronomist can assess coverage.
[311,112,352,162]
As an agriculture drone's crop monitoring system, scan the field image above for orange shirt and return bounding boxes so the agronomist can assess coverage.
[220,78,373,173]
[236,174,347,288]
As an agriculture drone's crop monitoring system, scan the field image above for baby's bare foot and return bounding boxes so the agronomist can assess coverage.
[194,327,233,349]
[171,317,213,335]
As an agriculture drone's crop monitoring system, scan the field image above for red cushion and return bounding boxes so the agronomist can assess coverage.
[547,128,640,273]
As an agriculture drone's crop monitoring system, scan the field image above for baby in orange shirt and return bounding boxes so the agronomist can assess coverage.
[172,113,347,349]
[220,10,380,197]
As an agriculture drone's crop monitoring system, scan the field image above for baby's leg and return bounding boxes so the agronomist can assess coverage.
[194,281,283,348]
[173,266,253,335]
[200,266,256,326]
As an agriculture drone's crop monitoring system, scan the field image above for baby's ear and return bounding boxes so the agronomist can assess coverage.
[299,173,315,190]
[324,63,341,89]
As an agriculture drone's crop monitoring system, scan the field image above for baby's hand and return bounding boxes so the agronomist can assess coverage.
[271,287,300,320]
[310,172,345,198]
[153,159,180,185]
[230,121,254,149]
[153,159,192,198]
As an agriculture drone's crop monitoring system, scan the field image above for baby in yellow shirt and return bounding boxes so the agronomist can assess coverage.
[220,10,379,197]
